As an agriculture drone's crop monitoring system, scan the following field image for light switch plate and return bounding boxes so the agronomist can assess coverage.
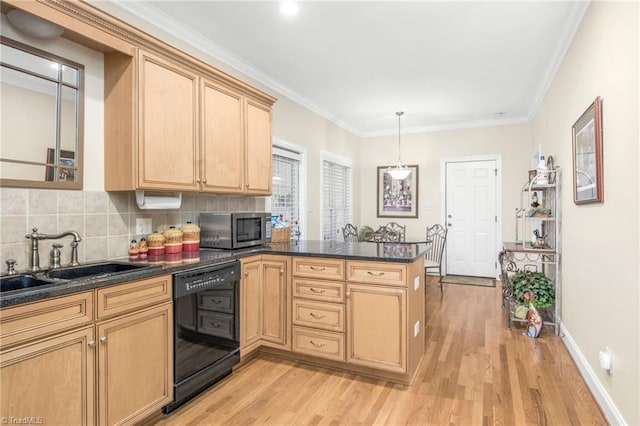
[414,320,420,337]
[136,218,152,235]
[414,276,420,290]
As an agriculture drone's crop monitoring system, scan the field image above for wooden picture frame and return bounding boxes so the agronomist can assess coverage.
[572,97,603,204]
[45,148,76,182]
[377,165,418,218]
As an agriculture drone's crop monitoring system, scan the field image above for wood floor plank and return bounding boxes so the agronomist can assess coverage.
[152,277,607,425]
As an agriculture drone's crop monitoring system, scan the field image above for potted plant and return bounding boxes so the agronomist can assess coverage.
[510,270,555,318]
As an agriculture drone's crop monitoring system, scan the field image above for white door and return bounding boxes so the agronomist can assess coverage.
[445,160,497,277]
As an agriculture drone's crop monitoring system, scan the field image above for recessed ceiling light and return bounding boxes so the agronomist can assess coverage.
[495,112,506,117]
[280,1,299,16]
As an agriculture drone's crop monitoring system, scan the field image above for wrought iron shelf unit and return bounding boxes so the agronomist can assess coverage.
[499,168,562,335]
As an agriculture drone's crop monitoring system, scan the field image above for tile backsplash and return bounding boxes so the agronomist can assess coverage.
[0,188,265,271]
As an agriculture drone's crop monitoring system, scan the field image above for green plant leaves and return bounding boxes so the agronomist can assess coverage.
[511,270,555,309]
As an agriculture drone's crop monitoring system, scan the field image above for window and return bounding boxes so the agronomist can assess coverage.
[322,155,353,241]
[271,144,304,239]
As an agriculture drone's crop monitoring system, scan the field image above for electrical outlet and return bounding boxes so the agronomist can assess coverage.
[599,347,613,374]
[136,218,152,235]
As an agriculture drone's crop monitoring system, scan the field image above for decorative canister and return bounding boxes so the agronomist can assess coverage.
[180,221,200,251]
[147,232,165,256]
[163,226,183,254]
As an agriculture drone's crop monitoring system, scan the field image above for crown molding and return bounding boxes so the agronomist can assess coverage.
[105,0,364,137]
[362,116,529,138]
[526,1,591,120]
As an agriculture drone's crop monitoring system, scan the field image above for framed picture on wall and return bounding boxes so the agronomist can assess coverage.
[572,97,603,204]
[377,165,419,218]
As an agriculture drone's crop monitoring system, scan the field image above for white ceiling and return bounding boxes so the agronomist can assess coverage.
[108,1,589,137]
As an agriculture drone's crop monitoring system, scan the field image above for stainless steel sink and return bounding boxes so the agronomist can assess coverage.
[45,262,150,280]
[1,274,56,292]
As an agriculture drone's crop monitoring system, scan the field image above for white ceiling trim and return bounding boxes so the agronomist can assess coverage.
[526,1,591,121]
[109,0,364,136]
[363,116,529,138]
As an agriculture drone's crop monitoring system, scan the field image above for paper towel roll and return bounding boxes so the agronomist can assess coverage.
[135,190,182,210]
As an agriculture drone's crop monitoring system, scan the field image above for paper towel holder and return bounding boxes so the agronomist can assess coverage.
[135,190,182,210]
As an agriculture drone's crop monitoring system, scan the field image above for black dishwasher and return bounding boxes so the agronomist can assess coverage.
[163,260,240,414]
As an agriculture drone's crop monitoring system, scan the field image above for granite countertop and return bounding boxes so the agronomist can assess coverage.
[0,240,428,308]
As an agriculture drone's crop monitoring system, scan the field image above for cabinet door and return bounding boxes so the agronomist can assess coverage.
[244,98,272,195]
[201,79,244,193]
[346,284,406,373]
[0,327,95,426]
[138,50,198,190]
[97,303,173,426]
[241,259,262,354]
[261,258,289,348]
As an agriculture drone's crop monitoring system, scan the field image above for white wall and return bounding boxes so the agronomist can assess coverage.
[359,123,532,243]
[531,2,639,424]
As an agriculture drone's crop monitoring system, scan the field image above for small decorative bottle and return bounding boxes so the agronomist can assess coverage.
[536,155,549,184]
[129,239,139,260]
[138,238,148,259]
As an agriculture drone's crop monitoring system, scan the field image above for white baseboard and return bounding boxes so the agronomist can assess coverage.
[560,323,627,425]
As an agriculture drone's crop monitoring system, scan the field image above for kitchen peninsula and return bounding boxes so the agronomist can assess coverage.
[0,241,427,425]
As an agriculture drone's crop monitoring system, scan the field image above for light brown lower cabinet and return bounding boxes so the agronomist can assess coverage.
[0,274,173,426]
[240,255,291,356]
[0,326,96,425]
[345,283,407,373]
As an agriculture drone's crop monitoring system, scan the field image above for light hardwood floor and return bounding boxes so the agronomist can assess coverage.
[152,277,606,425]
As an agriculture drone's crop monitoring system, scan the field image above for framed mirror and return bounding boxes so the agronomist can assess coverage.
[0,36,84,189]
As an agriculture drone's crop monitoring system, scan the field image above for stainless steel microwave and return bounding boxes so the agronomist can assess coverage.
[199,212,272,249]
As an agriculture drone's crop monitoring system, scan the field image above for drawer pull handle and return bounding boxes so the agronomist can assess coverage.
[100,336,108,344]
[367,271,385,276]
[88,340,96,348]
[310,340,325,348]
[244,271,249,276]
[213,323,221,328]
[309,287,325,293]
[280,269,284,275]
[213,299,222,304]
[309,312,326,319]
[310,266,325,271]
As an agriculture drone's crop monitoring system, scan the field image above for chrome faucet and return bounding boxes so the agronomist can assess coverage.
[25,227,82,271]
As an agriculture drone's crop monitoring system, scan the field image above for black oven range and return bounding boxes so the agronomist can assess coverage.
[163,260,241,414]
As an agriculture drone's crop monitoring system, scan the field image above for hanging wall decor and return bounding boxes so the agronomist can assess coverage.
[572,97,604,204]
[377,165,419,218]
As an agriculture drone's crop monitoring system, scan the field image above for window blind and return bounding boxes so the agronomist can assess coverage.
[272,150,300,237]
[322,159,353,241]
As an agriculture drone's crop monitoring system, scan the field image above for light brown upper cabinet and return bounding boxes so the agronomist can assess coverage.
[105,49,275,194]
[200,79,272,195]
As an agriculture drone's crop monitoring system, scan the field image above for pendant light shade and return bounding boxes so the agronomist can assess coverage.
[387,111,411,180]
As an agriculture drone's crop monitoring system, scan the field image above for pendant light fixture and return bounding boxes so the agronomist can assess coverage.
[387,111,411,180]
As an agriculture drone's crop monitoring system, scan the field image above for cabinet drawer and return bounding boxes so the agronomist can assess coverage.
[292,257,344,280]
[0,291,94,349]
[292,299,344,332]
[346,261,407,287]
[292,326,344,362]
[292,278,344,303]
[97,274,171,320]
[198,311,235,340]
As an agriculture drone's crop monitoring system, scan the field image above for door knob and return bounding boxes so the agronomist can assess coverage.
[447,223,452,227]
[447,214,452,218]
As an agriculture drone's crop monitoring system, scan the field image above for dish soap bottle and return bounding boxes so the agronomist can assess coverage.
[536,155,549,184]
